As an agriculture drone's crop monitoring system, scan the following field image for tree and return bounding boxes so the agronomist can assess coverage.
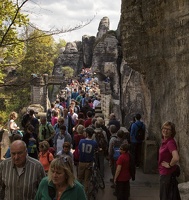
[0,0,29,83]
[20,29,56,79]
[0,0,28,64]
[62,66,74,79]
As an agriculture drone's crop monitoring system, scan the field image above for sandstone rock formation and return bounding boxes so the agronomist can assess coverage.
[120,0,189,181]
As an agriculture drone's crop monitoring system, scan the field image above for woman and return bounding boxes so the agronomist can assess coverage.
[56,142,74,164]
[35,156,87,200]
[8,112,20,141]
[38,141,54,173]
[159,121,181,200]
[114,143,131,200]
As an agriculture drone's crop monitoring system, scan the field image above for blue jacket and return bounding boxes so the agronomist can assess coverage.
[130,121,145,143]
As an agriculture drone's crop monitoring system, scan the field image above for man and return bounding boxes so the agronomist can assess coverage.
[0,140,45,200]
[21,109,39,135]
[39,116,55,147]
[130,113,145,168]
[78,127,98,193]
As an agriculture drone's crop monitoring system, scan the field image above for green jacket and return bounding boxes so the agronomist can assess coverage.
[34,177,87,200]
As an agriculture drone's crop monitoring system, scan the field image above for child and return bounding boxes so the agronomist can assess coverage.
[4,134,22,158]
[22,124,38,159]
[38,141,54,173]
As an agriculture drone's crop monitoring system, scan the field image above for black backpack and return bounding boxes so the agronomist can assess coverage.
[135,123,145,141]
[95,129,108,152]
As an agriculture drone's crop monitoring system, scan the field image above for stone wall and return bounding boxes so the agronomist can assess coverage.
[120,0,189,181]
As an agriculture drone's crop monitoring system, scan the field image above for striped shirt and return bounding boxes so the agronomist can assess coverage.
[0,156,46,200]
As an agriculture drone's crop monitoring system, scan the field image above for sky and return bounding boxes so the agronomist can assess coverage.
[23,0,121,42]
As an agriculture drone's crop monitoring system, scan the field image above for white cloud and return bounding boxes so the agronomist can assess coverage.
[23,0,121,42]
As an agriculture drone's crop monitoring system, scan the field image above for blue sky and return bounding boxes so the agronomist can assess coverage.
[23,0,121,42]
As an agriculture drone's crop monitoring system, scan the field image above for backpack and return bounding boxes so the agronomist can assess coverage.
[129,152,136,181]
[47,150,54,163]
[113,140,123,160]
[95,130,108,152]
[135,123,145,141]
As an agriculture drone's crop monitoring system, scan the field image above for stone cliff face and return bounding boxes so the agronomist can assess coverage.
[120,0,189,181]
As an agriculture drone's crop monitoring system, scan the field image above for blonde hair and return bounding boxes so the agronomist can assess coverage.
[48,156,75,187]
[96,117,104,126]
[77,124,85,134]
[9,112,18,120]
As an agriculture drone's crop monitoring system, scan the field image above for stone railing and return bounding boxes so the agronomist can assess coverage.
[178,182,189,200]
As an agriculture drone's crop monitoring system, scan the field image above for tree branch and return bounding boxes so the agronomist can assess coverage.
[0,0,29,46]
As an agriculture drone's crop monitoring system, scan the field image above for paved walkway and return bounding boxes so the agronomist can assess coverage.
[97,160,160,200]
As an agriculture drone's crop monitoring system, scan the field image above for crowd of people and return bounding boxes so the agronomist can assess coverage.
[0,73,181,200]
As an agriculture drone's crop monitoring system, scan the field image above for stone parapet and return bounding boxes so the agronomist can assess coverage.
[178,182,189,200]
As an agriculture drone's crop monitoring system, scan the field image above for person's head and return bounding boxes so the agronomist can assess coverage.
[48,156,75,187]
[97,117,105,126]
[69,106,74,114]
[87,111,93,118]
[56,99,60,104]
[12,134,22,141]
[58,117,64,125]
[40,116,47,125]
[29,109,35,117]
[117,129,124,139]
[9,111,18,120]
[92,117,97,125]
[135,113,141,120]
[51,102,55,108]
[39,141,50,152]
[52,110,58,117]
[119,143,129,153]
[161,121,176,139]
[60,125,66,134]
[95,120,101,128]
[84,127,94,138]
[109,113,116,120]
[63,108,68,116]
[109,125,117,134]
[62,142,71,153]
[78,112,85,119]
[10,140,27,167]
[77,124,85,135]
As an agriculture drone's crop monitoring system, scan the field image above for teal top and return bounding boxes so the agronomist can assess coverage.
[34,177,87,200]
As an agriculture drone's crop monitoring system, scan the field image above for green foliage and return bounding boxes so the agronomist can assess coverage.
[0,0,28,68]
[62,66,74,78]
[19,29,56,79]
[56,39,66,50]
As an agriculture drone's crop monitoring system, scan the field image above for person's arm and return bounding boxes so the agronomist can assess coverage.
[161,150,179,168]
[114,165,122,184]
